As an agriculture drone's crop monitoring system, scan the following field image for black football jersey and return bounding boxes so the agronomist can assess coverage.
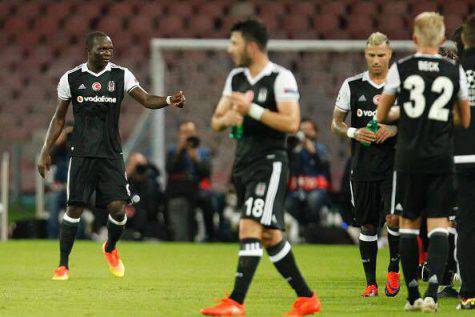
[454,48,475,171]
[336,71,396,181]
[223,62,299,169]
[384,54,468,174]
[57,62,140,158]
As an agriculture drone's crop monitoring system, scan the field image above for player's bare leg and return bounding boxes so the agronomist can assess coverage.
[53,205,84,280]
[385,214,400,297]
[103,200,127,277]
[262,228,320,316]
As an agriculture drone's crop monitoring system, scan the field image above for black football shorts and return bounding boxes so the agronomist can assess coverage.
[66,156,130,208]
[395,171,454,220]
[232,157,288,230]
[350,175,393,227]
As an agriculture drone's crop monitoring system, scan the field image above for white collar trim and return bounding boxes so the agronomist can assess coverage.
[415,53,442,58]
[362,71,385,89]
[244,62,274,85]
[81,62,112,77]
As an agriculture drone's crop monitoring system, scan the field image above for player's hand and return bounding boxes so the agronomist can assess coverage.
[222,110,243,127]
[170,91,186,108]
[375,124,398,144]
[37,151,51,179]
[229,91,254,115]
[355,128,376,144]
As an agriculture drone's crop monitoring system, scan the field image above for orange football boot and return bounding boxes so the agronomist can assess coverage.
[385,272,400,297]
[52,266,69,280]
[102,242,125,277]
[361,285,378,297]
[284,292,321,316]
[200,297,246,316]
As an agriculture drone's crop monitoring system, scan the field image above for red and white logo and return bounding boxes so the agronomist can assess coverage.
[373,94,381,105]
[92,82,102,91]
[77,96,84,103]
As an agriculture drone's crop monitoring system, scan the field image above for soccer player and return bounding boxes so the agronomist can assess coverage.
[377,12,470,312]
[331,32,400,298]
[37,31,185,280]
[201,19,320,316]
[455,14,475,310]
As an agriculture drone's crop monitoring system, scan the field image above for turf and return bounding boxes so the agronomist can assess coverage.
[0,241,469,316]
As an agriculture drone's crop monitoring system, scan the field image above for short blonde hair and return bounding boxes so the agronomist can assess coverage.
[414,12,445,47]
[366,32,390,47]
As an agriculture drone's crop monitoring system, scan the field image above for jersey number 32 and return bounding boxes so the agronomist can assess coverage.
[403,75,453,122]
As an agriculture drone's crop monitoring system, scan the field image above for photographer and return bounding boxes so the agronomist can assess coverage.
[166,121,215,241]
[286,118,331,227]
[125,152,164,239]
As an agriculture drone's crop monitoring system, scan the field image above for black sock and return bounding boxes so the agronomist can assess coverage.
[424,229,449,301]
[400,231,421,304]
[359,233,378,286]
[441,231,456,286]
[266,240,313,298]
[105,214,126,253]
[229,238,262,304]
[59,214,80,269]
[387,226,400,273]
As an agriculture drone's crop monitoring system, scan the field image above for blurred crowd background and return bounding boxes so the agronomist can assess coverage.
[1,0,473,242]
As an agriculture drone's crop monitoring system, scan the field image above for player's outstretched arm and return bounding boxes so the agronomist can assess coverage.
[376,93,396,123]
[38,99,70,178]
[211,96,243,132]
[129,87,185,109]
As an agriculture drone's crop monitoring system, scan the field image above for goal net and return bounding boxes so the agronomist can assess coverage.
[134,39,417,190]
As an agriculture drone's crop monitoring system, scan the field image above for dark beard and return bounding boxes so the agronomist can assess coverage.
[238,53,252,67]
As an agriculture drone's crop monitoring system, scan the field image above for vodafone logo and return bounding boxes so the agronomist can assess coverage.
[357,109,377,117]
[92,82,102,91]
[75,95,117,103]
[373,94,381,105]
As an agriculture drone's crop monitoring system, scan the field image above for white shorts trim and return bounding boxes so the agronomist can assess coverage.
[261,161,282,226]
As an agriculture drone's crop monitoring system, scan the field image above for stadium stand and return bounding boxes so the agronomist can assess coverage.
[0,0,474,192]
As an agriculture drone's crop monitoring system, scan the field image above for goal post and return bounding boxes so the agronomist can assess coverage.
[143,39,453,189]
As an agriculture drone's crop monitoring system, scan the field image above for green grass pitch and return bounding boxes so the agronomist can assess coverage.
[0,241,469,316]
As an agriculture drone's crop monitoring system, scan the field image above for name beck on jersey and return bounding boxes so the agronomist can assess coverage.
[418,61,439,72]
[76,96,117,103]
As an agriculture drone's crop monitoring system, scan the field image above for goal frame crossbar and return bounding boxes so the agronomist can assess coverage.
[140,39,451,185]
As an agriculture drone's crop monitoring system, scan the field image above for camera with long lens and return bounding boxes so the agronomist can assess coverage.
[186,136,201,149]
[135,163,149,175]
[287,131,306,150]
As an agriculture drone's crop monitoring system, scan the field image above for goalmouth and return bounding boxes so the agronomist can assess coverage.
[143,39,416,186]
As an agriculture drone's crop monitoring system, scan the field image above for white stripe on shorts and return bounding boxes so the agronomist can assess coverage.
[349,180,355,207]
[390,170,397,215]
[261,161,282,226]
[66,157,72,201]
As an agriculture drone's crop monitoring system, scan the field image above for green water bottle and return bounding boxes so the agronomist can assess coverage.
[229,125,243,140]
[361,119,379,147]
